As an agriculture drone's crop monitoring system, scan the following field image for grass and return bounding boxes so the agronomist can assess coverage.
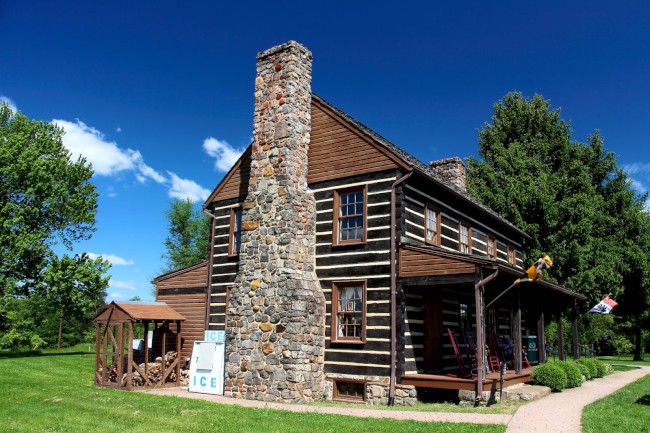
[0,350,505,433]
[310,397,522,415]
[597,354,650,367]
[582,373,650,433]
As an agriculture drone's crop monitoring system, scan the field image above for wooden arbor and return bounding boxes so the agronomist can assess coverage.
[94,301,186,390]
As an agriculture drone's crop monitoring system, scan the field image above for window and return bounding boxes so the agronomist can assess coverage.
[333,187,366,245]
[228,208,243,256]
[459,222,471,254]
[332,281,366,343]
[507,246,517,265]
[333,379,366,402]
[424,204,441,245]
[486,235,497,258]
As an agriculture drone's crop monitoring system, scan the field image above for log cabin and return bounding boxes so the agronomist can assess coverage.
[154,40,586,405]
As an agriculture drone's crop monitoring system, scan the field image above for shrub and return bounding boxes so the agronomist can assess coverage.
[532,362,567,391]
[556,361,583,388]
[575,361,592,380]
[593,359,608,377]
[576,358,608,378]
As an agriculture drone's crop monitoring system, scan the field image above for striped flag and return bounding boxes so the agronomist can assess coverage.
[589,295,618,314]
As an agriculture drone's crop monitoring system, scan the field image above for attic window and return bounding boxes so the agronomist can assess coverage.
[333,187,366,245]
[459,222,471,254]
[228,208,242,256]
[424,204,441,245]
[507,245,517,266]
[486,235,497,258]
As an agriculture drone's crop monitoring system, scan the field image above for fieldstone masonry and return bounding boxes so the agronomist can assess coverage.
[225,41,326,403]
[430,157,466,191]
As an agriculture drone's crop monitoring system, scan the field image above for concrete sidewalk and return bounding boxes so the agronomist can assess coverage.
[505,367,649,432]
[144,367,649,431]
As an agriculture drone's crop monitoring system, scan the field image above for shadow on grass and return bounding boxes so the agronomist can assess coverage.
[636,394,650,406]
[0,350,92,359]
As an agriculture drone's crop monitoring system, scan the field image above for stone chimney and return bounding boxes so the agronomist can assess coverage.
[225,41,326,403]
[429,157,466,191]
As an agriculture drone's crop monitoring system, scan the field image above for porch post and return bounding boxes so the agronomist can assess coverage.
[537,296,546,364]
[557,301,565,361]
[514,287,522,374]
[474,271,485,401]
[572,303,579,359]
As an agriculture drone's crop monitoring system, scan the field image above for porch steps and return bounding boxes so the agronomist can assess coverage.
[502,383,551,402]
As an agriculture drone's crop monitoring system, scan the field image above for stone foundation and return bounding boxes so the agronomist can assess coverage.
[324,374,417,406]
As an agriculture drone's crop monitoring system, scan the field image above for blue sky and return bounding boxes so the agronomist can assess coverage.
[2,1,649,302]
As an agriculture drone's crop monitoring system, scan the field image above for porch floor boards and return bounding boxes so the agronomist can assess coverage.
[401,367,535,391]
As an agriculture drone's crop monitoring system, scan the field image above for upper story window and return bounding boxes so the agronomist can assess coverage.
[332,281,366,343]
[424,204,441,245]
[507,245,517,266]
[486,234,497,258]
[459,222,471,254]
[333,187,366,245]
[228,208,243,256]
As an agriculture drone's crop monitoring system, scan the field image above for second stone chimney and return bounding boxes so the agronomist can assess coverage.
[225,41,326,403]
[430,157,466,191]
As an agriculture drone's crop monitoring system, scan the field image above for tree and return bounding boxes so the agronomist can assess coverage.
[161,198,211,273]
[41,253,110,349]
[466,92,649,356]
[0,103,110,350]
[0,104,98,297]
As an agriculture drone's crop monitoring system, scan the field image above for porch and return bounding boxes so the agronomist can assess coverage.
[401,367,534,392]
[397,243,587,399]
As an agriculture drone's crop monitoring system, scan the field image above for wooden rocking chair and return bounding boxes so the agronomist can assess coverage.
[447,327,477,379]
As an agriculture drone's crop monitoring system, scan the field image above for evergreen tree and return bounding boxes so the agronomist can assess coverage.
[161,198,211,273]
[467,92,649,356]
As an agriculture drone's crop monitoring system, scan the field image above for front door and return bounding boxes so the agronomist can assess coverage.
[423,295,443,372]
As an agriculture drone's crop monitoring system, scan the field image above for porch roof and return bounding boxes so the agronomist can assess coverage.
[399,243,587,301]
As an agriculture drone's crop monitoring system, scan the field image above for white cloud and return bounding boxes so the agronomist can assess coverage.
[0,96,17,113]
[624,163,650,175]
[624,163,650,211]
[109,280,139,291]
[116,127,122,133]
[87,253,134,266]
[203,137,245,172]
[52,119,166,184]
[167,171,211,203]
[51,117,210,204]
[54,119,135,175]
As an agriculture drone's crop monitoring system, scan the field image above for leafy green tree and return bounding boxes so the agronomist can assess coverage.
[41,253,110,349]
[0,103,110,350]
[467,92,649,356]
[161,198,211,273]
[0,104,98,297]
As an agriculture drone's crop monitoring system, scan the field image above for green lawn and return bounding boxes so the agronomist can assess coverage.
[0,351,505,433]
[597,355,650,367]
[582,373,650,433]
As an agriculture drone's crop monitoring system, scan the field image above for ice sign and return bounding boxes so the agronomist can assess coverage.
[204,330,225,342]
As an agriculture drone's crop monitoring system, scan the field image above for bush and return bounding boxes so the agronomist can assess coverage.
[556,361,584,388]
[576,358,608,378]
[532,362,567,391]
[576,358,597,378]
[575,361,592,380]
[593,359,608,377]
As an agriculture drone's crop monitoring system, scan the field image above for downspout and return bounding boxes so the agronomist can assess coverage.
[389,168,414,406]
[474,267,499,402]
[203,208,217,332]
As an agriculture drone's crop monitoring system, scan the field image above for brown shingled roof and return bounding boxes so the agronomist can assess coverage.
[95,301,186,323]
